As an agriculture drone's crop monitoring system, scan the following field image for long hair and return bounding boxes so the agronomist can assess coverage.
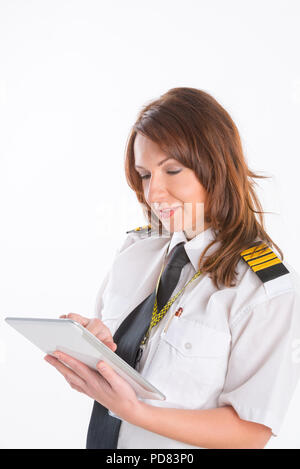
[124,87,283,289]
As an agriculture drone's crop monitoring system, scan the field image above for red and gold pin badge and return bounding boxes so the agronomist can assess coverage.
[163,307,184,334]
[175,307,183,317]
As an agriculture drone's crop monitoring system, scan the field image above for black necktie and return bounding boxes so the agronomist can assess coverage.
[86,242,190,449]
[156,242,190,313]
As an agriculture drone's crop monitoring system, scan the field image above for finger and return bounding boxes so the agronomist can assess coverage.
[86,318,114,343]
[96,361,126,389]
[98,338,117,352]
[93,333,117,350]
[66,313,89,327]
[85,318,106,336]
[45,354,87,389]
[69,383,85,393]
[104,341,117,352]
[85,319,116,348]
[59,314,67,318]
[52,351,92,382]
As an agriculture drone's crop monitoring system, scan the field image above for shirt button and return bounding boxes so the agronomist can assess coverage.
[184,342,192,350]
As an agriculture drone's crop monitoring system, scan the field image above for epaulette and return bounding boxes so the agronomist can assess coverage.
[126,224,152,235]
[240,242,289,283]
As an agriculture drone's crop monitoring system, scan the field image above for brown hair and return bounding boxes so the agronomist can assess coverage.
[124,87,283,289]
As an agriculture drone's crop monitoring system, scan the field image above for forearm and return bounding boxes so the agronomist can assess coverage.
[130,402,272,449]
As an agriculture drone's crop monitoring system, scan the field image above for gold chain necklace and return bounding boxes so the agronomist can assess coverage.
[140,244,202,346]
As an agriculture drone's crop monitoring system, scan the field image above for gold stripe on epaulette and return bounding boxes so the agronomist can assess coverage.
[241,243,268,257]
[240,242,289,283]
[243,246,272,261]
[248,252,277,266]
[252,257,282,272]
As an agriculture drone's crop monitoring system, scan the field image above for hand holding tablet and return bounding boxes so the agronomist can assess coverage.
[5,315,166,401]
[59,312,118,352]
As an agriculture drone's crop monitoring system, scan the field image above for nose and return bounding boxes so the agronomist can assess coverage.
[145,173,170,207]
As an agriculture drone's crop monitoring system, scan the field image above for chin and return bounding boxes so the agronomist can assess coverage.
[161,223,185,234]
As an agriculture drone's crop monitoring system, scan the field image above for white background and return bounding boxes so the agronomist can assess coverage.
[1,0,300,449]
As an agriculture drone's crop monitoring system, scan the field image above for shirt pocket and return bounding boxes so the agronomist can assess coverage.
[162,317,229,359]
[144,317,231,407]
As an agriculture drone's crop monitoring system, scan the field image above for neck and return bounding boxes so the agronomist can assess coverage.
[184,222,210,240]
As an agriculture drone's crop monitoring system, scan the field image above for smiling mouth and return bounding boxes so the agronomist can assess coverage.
[159,207,181,219]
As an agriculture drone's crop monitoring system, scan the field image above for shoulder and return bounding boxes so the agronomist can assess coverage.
[112,224,152,256]
[239,242,291,287]
[126,224,153,237]
[115,223,170,256]
[228,241,299,324]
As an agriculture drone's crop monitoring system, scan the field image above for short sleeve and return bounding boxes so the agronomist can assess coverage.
[217,289,300,437]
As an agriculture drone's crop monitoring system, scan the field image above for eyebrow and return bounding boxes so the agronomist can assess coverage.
[134,157,175,170]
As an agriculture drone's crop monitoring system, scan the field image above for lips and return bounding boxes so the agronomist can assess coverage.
[159,206,181,212]
[159,206,181,219]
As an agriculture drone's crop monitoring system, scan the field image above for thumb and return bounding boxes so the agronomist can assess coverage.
[96,361,123,388]
[96,361,138,401]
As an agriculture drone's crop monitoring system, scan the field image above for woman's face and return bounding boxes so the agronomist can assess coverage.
[134,133,210,239]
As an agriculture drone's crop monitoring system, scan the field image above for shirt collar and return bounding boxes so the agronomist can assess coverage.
[167,226,219,272]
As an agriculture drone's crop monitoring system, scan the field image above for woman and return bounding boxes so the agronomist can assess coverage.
[44,87,300,449]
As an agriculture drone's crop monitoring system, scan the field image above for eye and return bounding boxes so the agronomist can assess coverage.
[139,170,182,180]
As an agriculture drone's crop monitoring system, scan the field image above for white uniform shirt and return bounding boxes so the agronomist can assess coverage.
[93,226,300,449]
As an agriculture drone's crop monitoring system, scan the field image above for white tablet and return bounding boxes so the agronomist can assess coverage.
[5,317,166,401]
